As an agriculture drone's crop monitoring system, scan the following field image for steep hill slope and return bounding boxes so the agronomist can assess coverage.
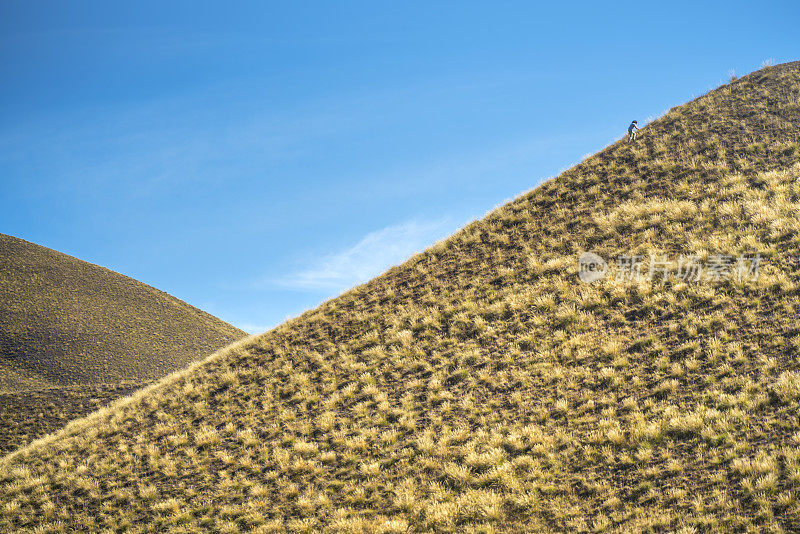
[2,62,800,533]
[0,234,246,452]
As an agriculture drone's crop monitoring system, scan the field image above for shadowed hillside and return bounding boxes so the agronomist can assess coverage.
[0,234,245,389]
[0,234,246,452]
[2,62,800,532]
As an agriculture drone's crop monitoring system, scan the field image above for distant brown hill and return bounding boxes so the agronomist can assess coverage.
[0,233,246,451]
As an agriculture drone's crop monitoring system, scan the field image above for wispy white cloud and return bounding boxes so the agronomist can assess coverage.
[237,323,273,335]
[270,218,455,291]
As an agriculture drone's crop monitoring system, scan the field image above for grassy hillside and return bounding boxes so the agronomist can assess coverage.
[2,62,800,533]
[0,235,246,453]
[0,234,245,390]
[0,382,145,456]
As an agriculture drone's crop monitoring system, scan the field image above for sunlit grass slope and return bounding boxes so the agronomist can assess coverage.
[2,62,800,533]
[0,234,246,452]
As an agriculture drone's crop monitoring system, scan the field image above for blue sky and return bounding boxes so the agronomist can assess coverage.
[1,1,798,333]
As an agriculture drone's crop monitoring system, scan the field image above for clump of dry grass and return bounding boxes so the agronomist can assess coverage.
[2,61,800,532]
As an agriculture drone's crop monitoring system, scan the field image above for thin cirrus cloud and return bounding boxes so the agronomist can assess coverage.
[271,218,456,292]
[236,324,272,335]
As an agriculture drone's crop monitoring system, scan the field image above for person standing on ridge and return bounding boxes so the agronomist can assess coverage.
[627,120,639,142]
